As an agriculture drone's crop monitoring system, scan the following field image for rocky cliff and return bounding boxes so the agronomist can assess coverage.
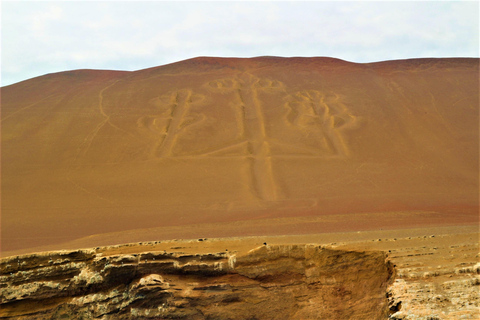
[1,245,393,319]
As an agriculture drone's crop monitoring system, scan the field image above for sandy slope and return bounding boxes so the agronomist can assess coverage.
[1,57,478,254]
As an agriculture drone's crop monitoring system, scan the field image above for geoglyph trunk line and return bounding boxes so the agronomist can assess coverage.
[235,73,278,201]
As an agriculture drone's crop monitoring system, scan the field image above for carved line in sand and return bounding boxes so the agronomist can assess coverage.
[69,80,126,204]
[74,81,118,160]
[236,73,281,201]
[137,89,206,158]
[134,74,359,201]
[69,75,358,203]
[74,80,136,161]
[202,73,287,201]
[284,90,358,157]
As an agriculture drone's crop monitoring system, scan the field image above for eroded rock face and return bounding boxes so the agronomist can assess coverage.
[387,262,480,320]
[0,245,393,319]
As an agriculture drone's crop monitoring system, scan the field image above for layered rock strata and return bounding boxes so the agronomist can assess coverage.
[1,245,393,319]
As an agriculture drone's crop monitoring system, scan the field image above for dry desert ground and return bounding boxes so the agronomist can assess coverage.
[1,57,478,319]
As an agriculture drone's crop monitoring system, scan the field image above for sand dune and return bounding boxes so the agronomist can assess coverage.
[1,57,478,254]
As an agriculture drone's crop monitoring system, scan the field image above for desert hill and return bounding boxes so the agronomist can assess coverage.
[1,57,478,254]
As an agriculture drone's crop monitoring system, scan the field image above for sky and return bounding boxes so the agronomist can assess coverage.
[1,1,479,86]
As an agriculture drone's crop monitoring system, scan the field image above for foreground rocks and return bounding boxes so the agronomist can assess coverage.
[385,240,480,320]
[2,236,479,320]
[1,245,393,319]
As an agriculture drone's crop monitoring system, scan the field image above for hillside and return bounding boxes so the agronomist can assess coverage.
[1,57,478,254]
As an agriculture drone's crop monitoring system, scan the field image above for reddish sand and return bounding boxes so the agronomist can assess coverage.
[1,57,478,255]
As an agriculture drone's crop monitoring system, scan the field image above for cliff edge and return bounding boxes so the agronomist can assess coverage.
[1,244,393,319]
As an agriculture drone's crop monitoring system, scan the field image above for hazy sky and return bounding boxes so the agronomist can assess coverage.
[1,1,479,86]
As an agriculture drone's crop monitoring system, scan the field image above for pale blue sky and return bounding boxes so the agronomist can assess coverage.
[1,1,479,86]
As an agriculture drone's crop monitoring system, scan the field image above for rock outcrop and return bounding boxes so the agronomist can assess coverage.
[1,245,393,319]
[386,255,479,320]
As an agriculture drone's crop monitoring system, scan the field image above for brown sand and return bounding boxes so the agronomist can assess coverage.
[1,57,478,255]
